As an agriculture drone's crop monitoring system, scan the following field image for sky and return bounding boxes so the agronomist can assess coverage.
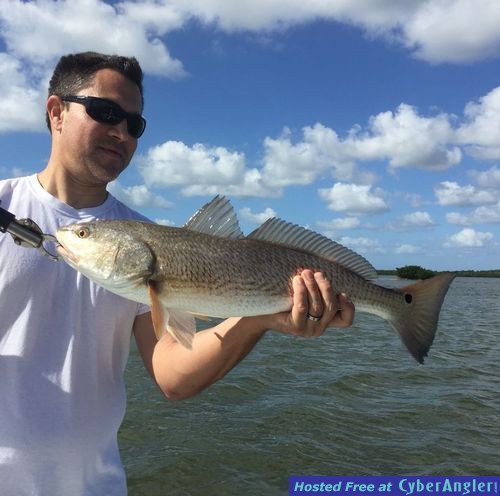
[0,0,500,271]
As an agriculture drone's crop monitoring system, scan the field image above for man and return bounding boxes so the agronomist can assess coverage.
[0,52,354,495]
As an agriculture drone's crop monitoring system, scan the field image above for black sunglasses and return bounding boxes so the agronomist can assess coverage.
[61,95,146,139]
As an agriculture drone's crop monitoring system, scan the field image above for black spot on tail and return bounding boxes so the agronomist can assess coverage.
[405,293,413,304]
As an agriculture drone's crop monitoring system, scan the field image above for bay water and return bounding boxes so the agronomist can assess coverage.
[119,277,500,495]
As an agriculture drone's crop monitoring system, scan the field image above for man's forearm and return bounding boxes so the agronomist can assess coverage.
[151,316,270,401]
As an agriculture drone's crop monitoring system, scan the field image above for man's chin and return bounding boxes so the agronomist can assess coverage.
[88,163,128,185]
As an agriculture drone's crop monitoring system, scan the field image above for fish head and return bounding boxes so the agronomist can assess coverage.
[55,221,155,289]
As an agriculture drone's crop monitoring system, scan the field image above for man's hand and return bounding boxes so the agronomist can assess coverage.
[266,269,355,337]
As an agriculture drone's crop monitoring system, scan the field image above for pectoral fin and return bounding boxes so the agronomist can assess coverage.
[148,284,195,349]
[148,284,166,341]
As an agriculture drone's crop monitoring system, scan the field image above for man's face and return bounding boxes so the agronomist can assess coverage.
[58,68,143,186]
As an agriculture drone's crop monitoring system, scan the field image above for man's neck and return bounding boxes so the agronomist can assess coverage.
[37,164,109,210]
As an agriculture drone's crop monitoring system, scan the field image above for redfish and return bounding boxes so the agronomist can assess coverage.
[56,196,455,363]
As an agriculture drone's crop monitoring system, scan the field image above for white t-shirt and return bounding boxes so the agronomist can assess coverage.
[0,175,150,496]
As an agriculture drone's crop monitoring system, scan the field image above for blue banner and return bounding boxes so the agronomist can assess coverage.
[289,476,499,496]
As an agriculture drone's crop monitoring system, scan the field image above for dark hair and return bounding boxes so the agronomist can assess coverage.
[46,51,144,131]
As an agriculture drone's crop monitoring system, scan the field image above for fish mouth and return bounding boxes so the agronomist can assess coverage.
[55,242,80,265]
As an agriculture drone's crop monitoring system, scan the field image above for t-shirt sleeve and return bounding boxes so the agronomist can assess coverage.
[136,303,151,316]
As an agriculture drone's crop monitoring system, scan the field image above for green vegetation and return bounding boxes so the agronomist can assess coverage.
[396,265,436,280]
[377,267,500,279]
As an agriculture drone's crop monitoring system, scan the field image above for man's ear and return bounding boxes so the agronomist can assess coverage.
[46,95,65,133]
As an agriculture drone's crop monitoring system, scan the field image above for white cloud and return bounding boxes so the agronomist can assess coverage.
[142,118,434,198]
[139,141,272,197]
[439,168,500,226]
[154,218,176,226]
[239,206,276,225]
[142,141,244,185]
[395,244,422,254]
[317,217,361,240]
[402,211,435,227]
[0,0,186,77]
[172,0,500,64]
[169,0,414,33]
[118,1,187,34]
[446,201,500,226]
[471,165,500,189]
[261,124,355,188]
[445,228,493,247]
[10,167,28,177]
[402,192,423,209]
[343,104,460,171]
[403,0,500,64]
[388,211,436,231]
[466,203,500,224]
[0,165,33,178]
[435,181,497,207]
[456,87,500,159]
[318,183,389,215]
[339,235,385,255]
[108,181,173,209]
[317,217,361,231]
[0,53,46,132]
[445,212,469,226]
[261,106,462,190]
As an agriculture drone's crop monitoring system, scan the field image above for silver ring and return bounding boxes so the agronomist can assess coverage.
[306,313,322,322]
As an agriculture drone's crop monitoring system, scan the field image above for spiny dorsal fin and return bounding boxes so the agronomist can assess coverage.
[184,195,244,239]
[248,217,377,281]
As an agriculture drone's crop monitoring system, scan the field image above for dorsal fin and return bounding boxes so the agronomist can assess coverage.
[248,218,377,280]
[184,195,244,239]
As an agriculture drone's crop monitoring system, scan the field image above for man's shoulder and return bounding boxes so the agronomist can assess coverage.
[0,175,32,202]
[0,175,31,191]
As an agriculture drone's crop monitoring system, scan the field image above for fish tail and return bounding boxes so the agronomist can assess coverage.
[390,273,456,364]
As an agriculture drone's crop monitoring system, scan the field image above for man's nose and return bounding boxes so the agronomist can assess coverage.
[108,119,131,141]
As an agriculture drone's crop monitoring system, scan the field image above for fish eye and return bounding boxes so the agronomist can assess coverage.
[76,227,90,239]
